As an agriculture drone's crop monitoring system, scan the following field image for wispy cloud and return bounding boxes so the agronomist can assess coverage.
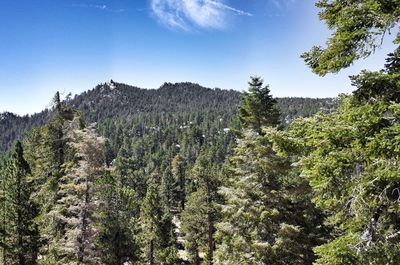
[70,3,126,13]
[269,0,297,10]
[150,0,252,31]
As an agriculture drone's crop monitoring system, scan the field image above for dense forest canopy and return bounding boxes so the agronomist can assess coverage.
[1,0,400,264]
[0,79,337,264]
[0,81,336,154]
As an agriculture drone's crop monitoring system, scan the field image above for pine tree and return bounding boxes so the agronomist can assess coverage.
[215,78,323,264]
[172,154,186,210]
[182,189,208,265]
[0,155,6,264]
[23,92,77,263]
[97,169,141,264]
[215,130,322,264]
[181,154,221,264]
[294,1,400,262]
[0,141,39,265]
[269,95,400,264]
[351,47,400,103]
[140,180,162,265]
[238,76,280,134]
[160,165,175,209]
[48,126,105,264]
[114,140,147,200]
[140,175,178,265]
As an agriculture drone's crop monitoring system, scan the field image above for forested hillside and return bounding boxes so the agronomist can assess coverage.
[0,80,337,264]
[2,0,399,264]
[0,81,336,153]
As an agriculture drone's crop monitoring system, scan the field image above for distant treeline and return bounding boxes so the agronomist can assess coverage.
[0,81,336,153]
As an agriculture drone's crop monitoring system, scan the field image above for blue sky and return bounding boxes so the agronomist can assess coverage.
[0,0,396,115]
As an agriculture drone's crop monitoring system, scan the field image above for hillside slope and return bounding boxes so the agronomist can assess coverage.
[0,81,336,152]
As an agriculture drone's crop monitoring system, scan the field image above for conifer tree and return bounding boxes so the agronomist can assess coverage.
[215,78,323,264]
[115,140,147,200]
[160,165,175,209]
[351,46,400,103]
[48,125,105,264]
[302,0,400,76]
[238,76,280,134]
[97,170,140,264]
[292,1,400,263]
[268,95,400,264]
[23,92,76,263]
[215,130,322,264]
[181,189,208,265]
[140,180,162,265]
[0,141,39,265]
[172,154,186,210]
[181,154,221,264]
[0,156,5,264]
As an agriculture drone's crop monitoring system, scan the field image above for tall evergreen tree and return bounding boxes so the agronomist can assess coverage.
[293,1,400,262]
[140,180,162,265]
[0,141,39,265]
[215,130,322,265]
[25,93,75,263]
[140,175,178,265]
[268,95,400,264]
[48,125,105,264]
[181,189,208,265]
[181,153,222,264]
[172,154,186,211]
[215,78,324,264]
[97,170,140,264]
[238,76,280,134]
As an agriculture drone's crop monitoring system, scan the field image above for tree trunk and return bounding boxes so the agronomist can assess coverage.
[206,182,214,265]
[2,161,7,265]
[207,211,214,265]
[360,204,387,248]
[78,174,90,264]
[57,126,64,168]
[16,172,25,265]
[180,175,185,210]
[147,239,154,265]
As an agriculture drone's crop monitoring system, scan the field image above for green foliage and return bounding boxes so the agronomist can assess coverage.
[0,141,39,265]
[15,94,109,264]
[215,77,327,264]
[50,126,105,264]
[0,82,335,154]
[140,177,178,265]
[313,234,359,265]
[1,0,396,263]
[182,189,210,264]
[172,154,187,211]
[239,76,280,133]
[302,0,400,76]
[351,47,400,102]
[181,153,223,264]
[0,81,351,264]
[269,95,400,264]
[96,170,141,264]
[23,97,76,264]
[215,130,324,265]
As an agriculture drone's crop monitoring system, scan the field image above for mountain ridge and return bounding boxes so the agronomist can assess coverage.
[0,81,337,153]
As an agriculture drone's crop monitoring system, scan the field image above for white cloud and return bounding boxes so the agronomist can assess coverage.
[70,3,125,13]
[269,0,297,10]
[150,0,252,30]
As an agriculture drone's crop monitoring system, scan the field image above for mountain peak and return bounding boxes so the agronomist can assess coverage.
[106,79,116,90]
